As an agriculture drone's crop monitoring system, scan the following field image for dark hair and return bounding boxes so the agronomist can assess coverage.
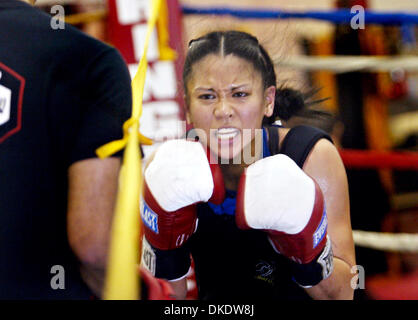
[183,30,330,125]
[278,88,338,134]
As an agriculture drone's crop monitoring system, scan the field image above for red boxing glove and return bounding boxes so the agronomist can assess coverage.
[140,266,175,300]
[142,139,225,250]
[235,154,333,286]
[264,182,327,264]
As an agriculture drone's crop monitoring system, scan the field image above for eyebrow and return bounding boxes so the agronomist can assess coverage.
[230,84,251,90]
[193,84,251,92]
[194,87,215,92]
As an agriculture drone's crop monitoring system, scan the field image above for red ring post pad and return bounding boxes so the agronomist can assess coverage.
[140,267,175,300]
[236,179,328,265]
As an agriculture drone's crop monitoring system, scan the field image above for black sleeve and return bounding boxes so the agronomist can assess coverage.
[279,125,333,167]
[68,47,132,165]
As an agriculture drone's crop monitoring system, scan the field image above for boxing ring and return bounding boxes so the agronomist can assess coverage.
[178,3,418,300]
[40,0,418,299]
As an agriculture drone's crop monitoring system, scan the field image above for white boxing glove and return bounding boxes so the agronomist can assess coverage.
[236,154,333,287]
[145,139,215,212]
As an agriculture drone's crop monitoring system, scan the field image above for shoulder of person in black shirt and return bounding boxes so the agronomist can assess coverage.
[0,0,132,299]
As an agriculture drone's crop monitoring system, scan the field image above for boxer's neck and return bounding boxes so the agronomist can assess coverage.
[219,136,264,191]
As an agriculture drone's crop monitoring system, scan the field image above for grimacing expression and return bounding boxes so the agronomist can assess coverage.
[186,54,275,161]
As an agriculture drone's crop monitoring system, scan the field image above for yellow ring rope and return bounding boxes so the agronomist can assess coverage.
[97,0,174,300]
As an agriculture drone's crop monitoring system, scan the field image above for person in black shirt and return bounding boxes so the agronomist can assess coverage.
[141,30,356,300]
[0,0,132,299]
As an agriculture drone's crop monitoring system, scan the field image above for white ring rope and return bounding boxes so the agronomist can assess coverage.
[353,230,418,253]
[275,55,418,73]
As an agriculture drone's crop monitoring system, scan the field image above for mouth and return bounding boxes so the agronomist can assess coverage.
[215,127,240,140]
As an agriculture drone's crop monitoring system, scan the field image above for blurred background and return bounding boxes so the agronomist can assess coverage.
[35,0,418,300]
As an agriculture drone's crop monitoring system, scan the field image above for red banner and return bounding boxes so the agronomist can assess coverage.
[107,0,186,158]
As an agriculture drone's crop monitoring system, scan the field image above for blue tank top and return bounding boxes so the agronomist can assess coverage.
[207,127,271,216]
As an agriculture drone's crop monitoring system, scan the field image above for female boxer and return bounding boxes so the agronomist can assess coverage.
[141,30,355,300]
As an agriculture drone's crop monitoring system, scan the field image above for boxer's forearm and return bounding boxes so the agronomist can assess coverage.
[305,257,354,300]
[67,158,121,299]
[80,264,106,298]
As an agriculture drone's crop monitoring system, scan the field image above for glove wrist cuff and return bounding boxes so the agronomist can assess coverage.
[141,236,191,281]
[290,235,334,288]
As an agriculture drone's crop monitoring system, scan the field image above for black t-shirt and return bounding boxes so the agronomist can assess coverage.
[0,0,131,299]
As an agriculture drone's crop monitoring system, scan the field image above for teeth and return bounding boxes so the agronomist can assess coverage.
[218,128,237,134]
[217,128,239,139]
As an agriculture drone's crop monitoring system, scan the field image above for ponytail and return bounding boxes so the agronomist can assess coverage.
[273,88,306,121]
[264,87,331,125]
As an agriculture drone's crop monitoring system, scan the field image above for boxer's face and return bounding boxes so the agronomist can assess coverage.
[186,54,275,162]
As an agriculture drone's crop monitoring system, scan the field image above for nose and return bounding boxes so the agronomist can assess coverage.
[213,98,233,120]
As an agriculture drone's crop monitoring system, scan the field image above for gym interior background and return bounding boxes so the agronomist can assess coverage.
[35,0,418,300]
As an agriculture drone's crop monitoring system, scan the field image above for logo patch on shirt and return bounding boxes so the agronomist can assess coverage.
[0,84,11,125]
[0,62,25,144]
[313,209,327,248]
[140,198,159,234]
[254,260,276,285]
